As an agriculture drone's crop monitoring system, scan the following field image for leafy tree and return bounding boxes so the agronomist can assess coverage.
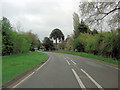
[0,23,1,55]
[65,36,73,51]
[73,37,85,52]
[112,28,120,59]
[57,42,66,50]
[2,17,14,55]
[1,17,41,55]
[37,40,42,50]
[92,29,98,35]
[27,31,39,51]
[50,28,64,49]
[78,20,90,33]
[73,12,80,38]
[12,32,31,54]
[42,37,54,51]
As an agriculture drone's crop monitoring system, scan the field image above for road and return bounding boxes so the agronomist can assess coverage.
[13,52,118,88]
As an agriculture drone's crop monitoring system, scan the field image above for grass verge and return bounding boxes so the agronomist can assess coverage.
[57,51,119,65]
[2,52,48,84]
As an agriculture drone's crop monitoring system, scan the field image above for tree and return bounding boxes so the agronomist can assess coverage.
[65,35,73,51]
[37,40,42,50]
[1,17,41,55]
[42,37,54,51]
[27,31,39,51]
[79,1,120,30]
[12,33,31,54]
[2,17,14,55]
[50,28,64,49]
[92,29,98,35]
[57,42,66,50]
[73,12,80,38]
[0,20,2,55]
[78,20,90,33]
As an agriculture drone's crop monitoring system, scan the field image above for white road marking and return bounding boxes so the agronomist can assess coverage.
[81,69,102,88]
[71,60,76,65]
[66,57,69,59]
[64,57,67,59]
[66,60,70,65]
[36,57,50,71]
[13,57,50,88]
[13,72,35,88]
[72,69,85,88]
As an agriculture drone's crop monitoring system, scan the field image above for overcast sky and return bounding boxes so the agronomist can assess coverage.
[1,0,80,41]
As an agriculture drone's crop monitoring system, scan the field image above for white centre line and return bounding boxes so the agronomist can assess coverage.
[66,57,69,59]
[72,69,85,88]
[66,60,70,65]
[71,60,76,65]
[81,69,102,88]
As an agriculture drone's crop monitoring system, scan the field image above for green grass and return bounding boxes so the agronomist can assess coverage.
[57,51,119,65]
[2,52,48,84]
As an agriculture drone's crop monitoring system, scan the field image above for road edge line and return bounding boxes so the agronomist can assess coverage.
[36,57,50,71]
[12,57,51,88]
[12,72,35,88]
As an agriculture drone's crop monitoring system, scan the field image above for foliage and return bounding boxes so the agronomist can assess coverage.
[73,37,85,52]
[78,20,90,33]
[2,17,14,55]
[1,17,41,55]
[42,37,54,51]
[72,30,120,60]
[2,52,48,84]
[12,32,31,54]
[79,2,120,28]
[73,17,92,39]
[0,29,1,55]
[27,31,40,51]
[112,28,120,59]
[65,36,73,51]
[92,29,98,35]
[57,41,66,50]
[73,12,80,39]
[50,28,64,49]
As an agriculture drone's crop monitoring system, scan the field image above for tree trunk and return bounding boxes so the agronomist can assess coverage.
[55,39,57,50]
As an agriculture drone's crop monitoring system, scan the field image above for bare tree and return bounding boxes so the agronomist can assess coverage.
[79,1,120,31]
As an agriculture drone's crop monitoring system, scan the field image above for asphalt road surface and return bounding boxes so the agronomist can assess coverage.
[13,52,118,88]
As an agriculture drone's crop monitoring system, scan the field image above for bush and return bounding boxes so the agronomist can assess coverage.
[57,42,66,50]
[1,17,40,55]
[2,17,14,55]
[72,30,120,60]
[112,28,120,59]
[73,36,85,52]
[12,32,31,54]
[65,37,73,51]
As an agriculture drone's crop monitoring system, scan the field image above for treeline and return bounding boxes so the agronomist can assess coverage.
[73,29,120,59]
[1,17,41,56]
[57,19,120,60]
[42,28,64,51]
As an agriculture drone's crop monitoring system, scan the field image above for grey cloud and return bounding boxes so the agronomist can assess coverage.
[1,0,79,40]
